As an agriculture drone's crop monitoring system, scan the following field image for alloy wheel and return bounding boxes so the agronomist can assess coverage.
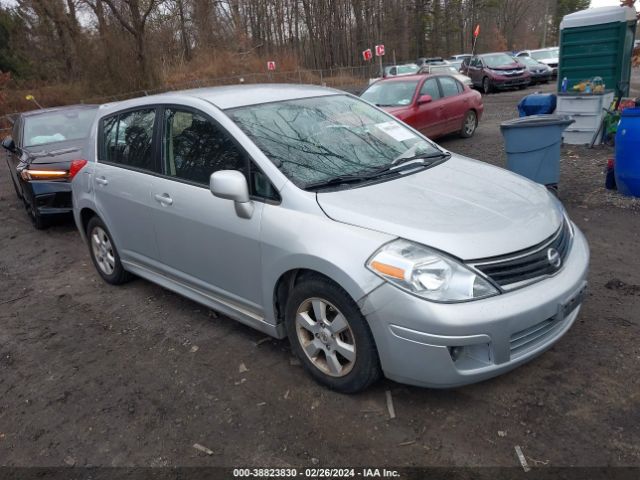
[295,297,356,377]
[464,111,477,136]
[91,226,115,275]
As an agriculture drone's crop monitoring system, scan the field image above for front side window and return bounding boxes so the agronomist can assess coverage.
[163,108,247,185]
[102,108,156,171]
[227,95,441,188]
[360,80,419,107]
[420,78,441,100]
[439,77,461,97]
[23,107,98,147]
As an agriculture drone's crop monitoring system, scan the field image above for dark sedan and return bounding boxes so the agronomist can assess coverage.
[516,55,553,85]
[2,105,98,228]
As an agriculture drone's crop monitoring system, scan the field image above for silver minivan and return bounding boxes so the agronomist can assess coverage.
[72,85,589,393]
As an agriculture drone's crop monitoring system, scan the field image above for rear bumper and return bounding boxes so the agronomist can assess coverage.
[24,180,73,215]
[360,225,589,388]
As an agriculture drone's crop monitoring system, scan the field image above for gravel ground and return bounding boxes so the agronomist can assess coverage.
[0,82,639,471]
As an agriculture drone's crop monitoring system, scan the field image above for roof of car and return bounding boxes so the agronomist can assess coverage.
[21,104,98,118]
[159,84,343,110]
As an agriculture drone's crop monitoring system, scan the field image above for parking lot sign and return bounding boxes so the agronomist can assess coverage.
[267,61,276,71]
[375,44,385,56]
[362,49,373,61]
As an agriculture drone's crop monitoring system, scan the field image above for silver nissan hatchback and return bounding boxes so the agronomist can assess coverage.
[72,85,589,393]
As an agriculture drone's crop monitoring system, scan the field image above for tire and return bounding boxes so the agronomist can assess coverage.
[285,276,381,393]
[518,84,527,90]
[482,77,492,94]
[460,110,477,138]
[24,198,47,230]
[86,216,132,285]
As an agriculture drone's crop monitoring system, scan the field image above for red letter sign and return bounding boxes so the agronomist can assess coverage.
[473,25,480,38]
[375,44,385,56]
[267,61,276,71]
[362,49,373,61]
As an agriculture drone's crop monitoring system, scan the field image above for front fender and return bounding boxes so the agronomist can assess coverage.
[260,203,392,324]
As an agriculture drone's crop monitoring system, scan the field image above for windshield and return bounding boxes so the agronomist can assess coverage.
[396,64,419,75]
[483,54,517,68]
[227,95,439,188]
[531,49,558,61]
[360,80,419,107]
[518,56,541,67]
[23,108,98,147]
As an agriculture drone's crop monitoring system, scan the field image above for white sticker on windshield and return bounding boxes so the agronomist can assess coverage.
[375,121,416,142]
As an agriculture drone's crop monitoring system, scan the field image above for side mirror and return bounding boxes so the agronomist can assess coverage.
[417,94,433,105]
[210,170,254,219]
[1,136,16,152]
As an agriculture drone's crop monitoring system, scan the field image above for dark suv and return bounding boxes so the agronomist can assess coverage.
[461,53,530,94]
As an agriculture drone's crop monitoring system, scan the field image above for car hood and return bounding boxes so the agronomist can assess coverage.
[538,58,559,65]
[23,138,87,165]
[316,154,563,260]
[381,106,410,116]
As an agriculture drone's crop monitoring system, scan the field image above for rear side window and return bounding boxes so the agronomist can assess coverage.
[101,108,156,171]
[439,77,462,97]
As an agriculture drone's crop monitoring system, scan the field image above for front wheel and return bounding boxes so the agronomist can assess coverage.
[285,276,381,393]
[482,77,492,94]
[460,110,477,138]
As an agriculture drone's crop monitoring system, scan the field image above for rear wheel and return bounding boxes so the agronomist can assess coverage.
[285,276,381,393]
[24,198,46,230]
[482,77,492,94]
[460,110,477,138]
[87,216,132,285]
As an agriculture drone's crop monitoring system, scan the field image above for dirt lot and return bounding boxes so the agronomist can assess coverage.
[0,81,639,471]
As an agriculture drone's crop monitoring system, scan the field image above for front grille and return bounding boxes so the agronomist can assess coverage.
[470,222,572,290]
[510,317,561,357]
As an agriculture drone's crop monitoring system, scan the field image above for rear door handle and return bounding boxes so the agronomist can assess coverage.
[95,176,108,186]
[154,193,173,206]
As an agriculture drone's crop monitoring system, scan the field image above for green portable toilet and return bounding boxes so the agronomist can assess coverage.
[558,6,637,96]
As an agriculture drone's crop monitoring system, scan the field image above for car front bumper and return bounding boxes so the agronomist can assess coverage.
[360,224,589,388]
[492,75,531,89]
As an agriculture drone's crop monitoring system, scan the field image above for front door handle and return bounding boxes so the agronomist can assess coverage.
[154,193,173,206]
[95,176,108,186]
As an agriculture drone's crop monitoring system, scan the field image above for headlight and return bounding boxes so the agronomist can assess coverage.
[366,240,499,302]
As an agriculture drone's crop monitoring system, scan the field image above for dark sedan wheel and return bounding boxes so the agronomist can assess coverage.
[460,110,477,138]
[285,276,381,393]
[87,216,132,285]
[24,198,46,230]
[482,77,492,94]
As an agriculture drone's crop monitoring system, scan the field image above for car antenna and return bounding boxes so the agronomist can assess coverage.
[25,94,44,109]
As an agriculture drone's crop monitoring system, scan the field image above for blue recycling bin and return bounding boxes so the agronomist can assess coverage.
[615,108,640,197]
[500,115,574,187]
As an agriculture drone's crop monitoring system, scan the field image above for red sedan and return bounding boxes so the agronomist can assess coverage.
[360,74,484,139]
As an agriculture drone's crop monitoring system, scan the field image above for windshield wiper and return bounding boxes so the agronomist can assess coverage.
[304,151,450,191]
[304,173,378,191]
